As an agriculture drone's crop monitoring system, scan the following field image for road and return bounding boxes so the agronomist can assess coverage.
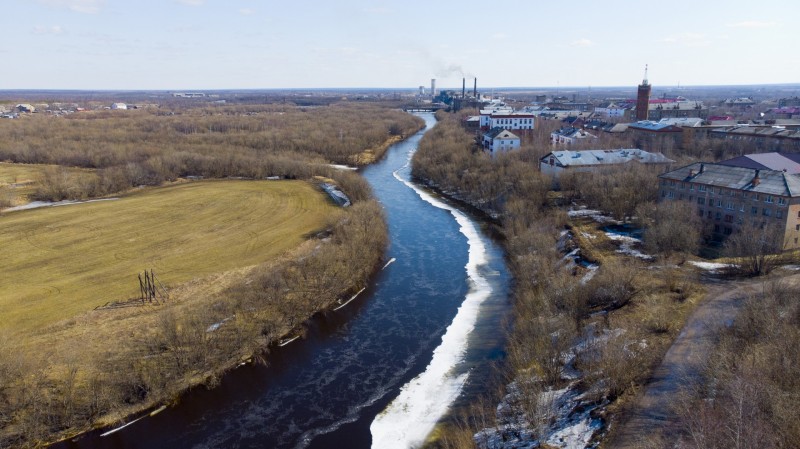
[607,272,799,448]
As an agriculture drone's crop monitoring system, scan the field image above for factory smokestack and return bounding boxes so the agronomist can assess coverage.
[473,78,477,98]
[462,77,466,99]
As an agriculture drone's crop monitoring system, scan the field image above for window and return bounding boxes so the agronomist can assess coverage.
[707,211,713,218]
[778,197,787,206]
[724,227,733,235]
[777,210,783,219]
[726,201,734,210]
[724,214,733,223]
[740,203,745,212]
[698,185,707,192]
[752,207,759,215]
[698,209,704,217]
[765,195,774,203]
[717,199,723,208]
[753,193,759,201]
[714,224,720,233]
[680,183,685,190]
[689,184,695,191]
[697,197,706,205]
[679,194,685,200]
[715,212,722,220]
[668,191,675,199]
[709,187,715,194]
[661,190,667,198]
[763,208,771,217]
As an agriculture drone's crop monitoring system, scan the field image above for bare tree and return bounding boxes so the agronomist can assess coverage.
[723,220,785,276]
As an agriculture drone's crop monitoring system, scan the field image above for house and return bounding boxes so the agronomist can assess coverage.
[479,109,534,131]
[478,106,513,128]
[626,120,684,151]
[629,97,708,121]
[658,160,800,247]
[483,127,521,156]
[15,104,36,113]
[550,127,596,145]
[657,117,704,128]
[709,126,800,152]
[540,149,673,177]
[111,103,128,110]
[594,101,628,118]
[718,152,800,173]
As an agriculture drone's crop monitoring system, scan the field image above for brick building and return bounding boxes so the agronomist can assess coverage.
[658,159,800,248]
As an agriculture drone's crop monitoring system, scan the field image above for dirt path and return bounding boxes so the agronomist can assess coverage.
[608,272,800,448]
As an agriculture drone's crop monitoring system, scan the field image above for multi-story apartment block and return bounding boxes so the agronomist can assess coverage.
[479,111,535,131]
[658,158,800,248]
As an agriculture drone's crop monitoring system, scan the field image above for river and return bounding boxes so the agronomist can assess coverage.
[61,112,511,449]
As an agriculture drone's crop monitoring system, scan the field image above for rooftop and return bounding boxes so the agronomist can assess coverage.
[659,162,800,197]
[543,149,673,167]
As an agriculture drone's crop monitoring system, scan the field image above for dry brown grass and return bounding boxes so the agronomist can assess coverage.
[0,179,341,337]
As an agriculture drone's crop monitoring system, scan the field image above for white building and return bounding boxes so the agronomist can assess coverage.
[550,127,597,145]
[483,127,521,156]
[111,103,128,110]
[540,149,674,176]
[593,101,628,118]
[479,106,513,128]
[488,112,535,130]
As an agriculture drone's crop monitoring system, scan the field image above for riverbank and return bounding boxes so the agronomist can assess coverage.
[406,111,720,449]
[1,189,388,448]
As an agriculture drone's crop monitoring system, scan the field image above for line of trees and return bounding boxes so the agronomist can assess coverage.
[0,103,423,201]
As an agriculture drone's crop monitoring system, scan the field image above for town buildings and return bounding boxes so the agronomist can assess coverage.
[658,157,800,248]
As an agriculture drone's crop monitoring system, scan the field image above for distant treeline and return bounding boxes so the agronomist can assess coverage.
[0,103,423,201]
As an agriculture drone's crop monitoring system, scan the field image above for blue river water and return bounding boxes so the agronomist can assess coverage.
[60,112,510,449]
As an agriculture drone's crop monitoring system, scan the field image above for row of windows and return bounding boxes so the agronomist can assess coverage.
[493,118,533,125]
[664,191,793,212]
[661,181,788,205]
[698,207,785,220]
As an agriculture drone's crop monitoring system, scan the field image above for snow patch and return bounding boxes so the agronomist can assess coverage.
[3,197,119,212]
[689,261,735,271]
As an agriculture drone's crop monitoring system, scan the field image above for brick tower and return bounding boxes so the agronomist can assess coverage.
[636,64,651,121]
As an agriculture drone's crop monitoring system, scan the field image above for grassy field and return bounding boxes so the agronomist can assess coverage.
[0,179,341,335]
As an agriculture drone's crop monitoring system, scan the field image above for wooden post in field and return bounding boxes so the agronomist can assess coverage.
[139,273,146,304]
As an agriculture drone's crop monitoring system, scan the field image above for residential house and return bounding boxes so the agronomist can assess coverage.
[709,126,800,152]
[626,120,684,152]
[718,152,800,173]
[594,101,628,118]
[540,148,673,177]
[483,127,521,156]
[15,104,36,113]
[629,98,708,121]
[550,127,597,144]
[658,160,800,247]
[480,110,534,131]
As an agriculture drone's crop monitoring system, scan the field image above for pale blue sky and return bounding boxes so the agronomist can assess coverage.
[2,0,798,90]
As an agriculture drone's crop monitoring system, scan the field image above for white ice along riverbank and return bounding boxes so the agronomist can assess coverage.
[370,162,494,449]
